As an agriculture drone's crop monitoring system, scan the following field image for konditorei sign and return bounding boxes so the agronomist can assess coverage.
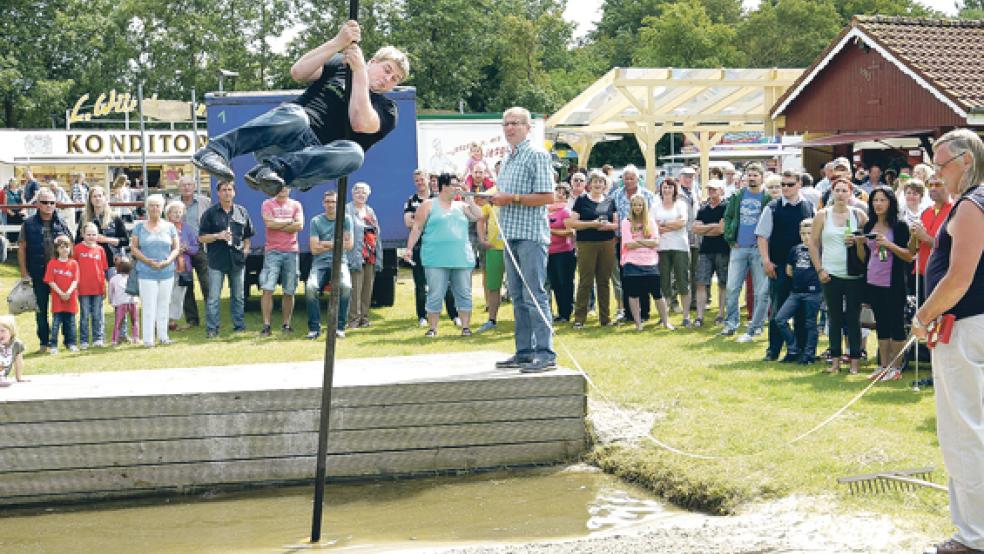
[0,130,208,163]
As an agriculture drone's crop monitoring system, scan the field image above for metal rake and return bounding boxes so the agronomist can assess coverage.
[838,467,947,494]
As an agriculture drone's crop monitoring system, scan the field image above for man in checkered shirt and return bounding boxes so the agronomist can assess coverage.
[489,107,556,373]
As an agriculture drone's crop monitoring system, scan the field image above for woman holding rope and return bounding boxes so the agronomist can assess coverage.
[912,129,984,554]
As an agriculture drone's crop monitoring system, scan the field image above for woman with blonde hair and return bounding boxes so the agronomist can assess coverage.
[620,193,669,331]
[76,185,129,270]
[130,194,179,347]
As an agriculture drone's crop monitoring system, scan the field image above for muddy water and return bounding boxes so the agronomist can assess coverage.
[1,467,675,553]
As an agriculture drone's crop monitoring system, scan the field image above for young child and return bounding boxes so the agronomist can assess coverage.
[74,222,109,349]
[464,141,484,175]
[771,218,823,364]
[44,235,80,354]
[108,256,140,345]
[0,315,27,386]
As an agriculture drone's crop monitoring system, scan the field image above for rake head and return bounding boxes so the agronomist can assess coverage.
[837,467,946,494]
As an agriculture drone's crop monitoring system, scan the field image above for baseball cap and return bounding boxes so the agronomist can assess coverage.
[706,179,725,189]
[679,167,697,175]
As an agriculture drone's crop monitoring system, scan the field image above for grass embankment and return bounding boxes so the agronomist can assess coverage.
[0,260,951,536]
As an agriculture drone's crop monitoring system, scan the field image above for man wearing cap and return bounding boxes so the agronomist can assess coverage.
[693,179,729,327]
[678,167,701,311]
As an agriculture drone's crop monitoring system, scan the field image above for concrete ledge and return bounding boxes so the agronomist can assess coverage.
[0,351,589,507]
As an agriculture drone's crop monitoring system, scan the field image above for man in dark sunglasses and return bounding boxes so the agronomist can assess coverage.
[17,187,71,353]
[755,170,815,362]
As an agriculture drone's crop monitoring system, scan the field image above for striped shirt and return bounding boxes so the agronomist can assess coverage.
[496,139,552,245]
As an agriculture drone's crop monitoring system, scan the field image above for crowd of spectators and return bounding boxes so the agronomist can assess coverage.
[0,146,951,382]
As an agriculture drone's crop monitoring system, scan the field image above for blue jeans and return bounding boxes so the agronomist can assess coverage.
[724,246,770,332]
[78,295,105,345]
[504,239,555,363]
[424,267,473,314]
[305,262,351,332]
[773,291,822,358]
[50,312,77,348]
[767,273,805,357]
[206,104,365,190]
[207,266,245,333]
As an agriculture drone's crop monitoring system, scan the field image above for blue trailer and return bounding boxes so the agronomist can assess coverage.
[203,87,418,306]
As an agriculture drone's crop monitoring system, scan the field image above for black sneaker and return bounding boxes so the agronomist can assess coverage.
[282,324,293,334]
[718,327,737,336]
[245,164,286,197]
[762,352,779,362]
[191,148,234,181]
[519,359,558,374]
[260,324,272,337]
[799,356,816,365]
[780,353,800,364]
[495,356,532,369]
[206,329,219,339]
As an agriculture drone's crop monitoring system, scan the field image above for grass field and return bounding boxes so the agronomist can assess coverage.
[0,259,951,537]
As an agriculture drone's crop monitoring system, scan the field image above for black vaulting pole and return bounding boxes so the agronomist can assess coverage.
[311,0,359,543]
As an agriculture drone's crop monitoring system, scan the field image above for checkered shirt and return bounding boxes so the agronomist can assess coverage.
[496,139,552,245]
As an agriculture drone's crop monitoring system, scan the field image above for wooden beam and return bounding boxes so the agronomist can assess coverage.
[614,84,648,116]
[546,68,618,127]
[614,78,799,88]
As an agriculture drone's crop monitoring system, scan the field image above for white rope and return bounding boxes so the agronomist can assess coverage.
[489,207,919,461]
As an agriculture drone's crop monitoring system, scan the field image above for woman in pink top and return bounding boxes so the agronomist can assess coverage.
[621,194,671,331]
[547,184,576,322]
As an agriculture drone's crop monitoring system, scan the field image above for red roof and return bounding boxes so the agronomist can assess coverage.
[774,16,984,118]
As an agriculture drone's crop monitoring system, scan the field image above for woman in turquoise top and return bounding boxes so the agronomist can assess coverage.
[404,173,481,337]
[130,194,179,348]
[808,178,868,374]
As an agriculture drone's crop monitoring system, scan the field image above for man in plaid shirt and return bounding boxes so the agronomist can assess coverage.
[489,107,556,373]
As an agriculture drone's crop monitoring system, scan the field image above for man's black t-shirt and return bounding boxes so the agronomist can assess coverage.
[403,192,432,216]
[696,201,728,254]
[291,54,398,152]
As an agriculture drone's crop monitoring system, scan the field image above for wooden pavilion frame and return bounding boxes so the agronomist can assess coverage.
[546,67,803,188]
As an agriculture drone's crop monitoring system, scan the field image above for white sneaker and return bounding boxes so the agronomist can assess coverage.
[93,340,105,348]
[336,330,346,338]
[453,317,463,327]
[418,318,427,327]
[49,348,58,355]
[68,345,79,352]
[736,333,755,343]
[80,343,89,350]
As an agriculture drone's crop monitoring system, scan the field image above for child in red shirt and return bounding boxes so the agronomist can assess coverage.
[74,222,109,349]
[44,235,79,354]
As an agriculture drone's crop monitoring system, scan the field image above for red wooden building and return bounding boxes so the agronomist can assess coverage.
[771,16,984,173]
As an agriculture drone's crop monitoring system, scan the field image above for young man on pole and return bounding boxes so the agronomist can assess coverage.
[192,21,409,196]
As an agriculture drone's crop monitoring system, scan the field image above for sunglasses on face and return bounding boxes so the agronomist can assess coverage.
[781,182,798,187]
[39,200,56,205]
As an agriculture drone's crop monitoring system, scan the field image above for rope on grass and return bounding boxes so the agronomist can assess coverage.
[491,207,918,461]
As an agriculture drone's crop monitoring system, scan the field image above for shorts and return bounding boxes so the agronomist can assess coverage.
[485,248,505,290]
[696,252,729,286]
[623,272,662,299]
[259,250,299,293]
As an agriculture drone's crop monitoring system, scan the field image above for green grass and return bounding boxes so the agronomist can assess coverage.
[0,259,951,536]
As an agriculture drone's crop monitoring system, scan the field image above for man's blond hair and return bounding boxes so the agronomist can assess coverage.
[372,46,410,82]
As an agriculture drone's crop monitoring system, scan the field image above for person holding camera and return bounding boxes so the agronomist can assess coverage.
[566,170,618,328]
[808,178,868,374]
[859,188,912,381]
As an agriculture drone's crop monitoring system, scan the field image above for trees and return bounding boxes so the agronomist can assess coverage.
[737,0,843,68]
